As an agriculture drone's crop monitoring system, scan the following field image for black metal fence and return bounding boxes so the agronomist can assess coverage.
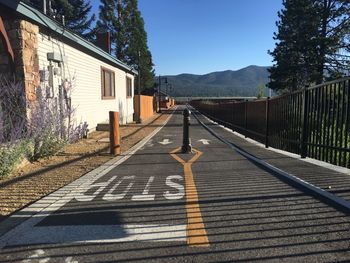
[190,77,350,169]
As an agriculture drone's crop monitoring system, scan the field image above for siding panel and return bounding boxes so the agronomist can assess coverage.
[37,32,134,129]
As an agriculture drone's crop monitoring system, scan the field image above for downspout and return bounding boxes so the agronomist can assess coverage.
[0,15,15,66]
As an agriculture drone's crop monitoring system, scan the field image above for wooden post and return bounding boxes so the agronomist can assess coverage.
[109,111,121,155]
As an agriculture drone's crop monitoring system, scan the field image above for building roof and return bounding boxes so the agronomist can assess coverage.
[0,0,138,75]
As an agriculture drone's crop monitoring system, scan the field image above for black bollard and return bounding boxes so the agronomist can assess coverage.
[181,108,192,153]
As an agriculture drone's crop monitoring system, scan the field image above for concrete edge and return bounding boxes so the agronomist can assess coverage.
[0,108,176,239]
[191,108,350,214]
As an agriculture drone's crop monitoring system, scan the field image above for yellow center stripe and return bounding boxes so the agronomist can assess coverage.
[170,147,209,247]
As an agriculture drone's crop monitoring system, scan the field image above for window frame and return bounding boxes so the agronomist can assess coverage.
[101,66,115,100]
[126,76,133,98]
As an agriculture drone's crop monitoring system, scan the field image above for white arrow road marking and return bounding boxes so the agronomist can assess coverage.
[198,139,210,145]
[159,139,172,145]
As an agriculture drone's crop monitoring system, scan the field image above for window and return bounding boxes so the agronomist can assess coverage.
[101,67,115,99]
[126,77,132,98]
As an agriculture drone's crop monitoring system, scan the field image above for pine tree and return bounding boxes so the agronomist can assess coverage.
[55,0,96,38]
[24,0,95,39]
[256,83,265,99]
[97,0,155,89]
[115,0,128,61]
[96,0,127,59]
[96,0,118,51]
[268,0,349,93]
[268,0,319,93]
[314,0,350,81]
[123,0,155,90]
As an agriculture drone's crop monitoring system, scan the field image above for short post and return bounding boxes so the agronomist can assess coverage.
[109,111,121,155]
[181,108,192,153]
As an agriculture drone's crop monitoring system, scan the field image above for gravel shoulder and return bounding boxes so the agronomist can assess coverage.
[0,113,169,221]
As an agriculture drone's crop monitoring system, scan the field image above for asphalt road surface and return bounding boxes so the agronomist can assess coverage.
[1,105,350,262]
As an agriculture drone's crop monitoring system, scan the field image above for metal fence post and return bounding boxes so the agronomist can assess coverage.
[265,97,270,148]
[244,100,248,138]
[231,102,235,132]
[300,87,309,158]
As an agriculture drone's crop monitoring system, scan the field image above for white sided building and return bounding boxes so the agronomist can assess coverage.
[0,1,137,129]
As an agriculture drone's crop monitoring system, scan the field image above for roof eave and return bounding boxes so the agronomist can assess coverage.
[3,1,137,75]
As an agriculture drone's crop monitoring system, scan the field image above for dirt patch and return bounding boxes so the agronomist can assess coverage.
[0,113,170,220]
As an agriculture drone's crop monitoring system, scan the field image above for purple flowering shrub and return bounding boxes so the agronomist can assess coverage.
[0,78,31,177]
[0,78,27,143]
[0,78,88,177]
[28,86,89,160]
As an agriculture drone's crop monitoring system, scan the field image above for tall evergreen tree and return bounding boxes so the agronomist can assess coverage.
[55,0,96,38]
[314,0,350,81]
[268,0,319,93]
[96,0,128,60]
[96,0,118,52]
[24,0,95,39]
[97,0,155,89]
[115,0,128,61]
[123,0,155,90]
[268,0,350,93]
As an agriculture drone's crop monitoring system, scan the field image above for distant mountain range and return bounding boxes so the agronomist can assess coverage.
[162,65,270,97]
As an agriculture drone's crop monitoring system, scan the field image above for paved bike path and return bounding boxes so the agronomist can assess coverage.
[0,106,350,262]
[193,109,350,203]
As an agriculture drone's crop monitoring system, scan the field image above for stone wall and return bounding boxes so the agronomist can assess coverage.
[2,19,39,101]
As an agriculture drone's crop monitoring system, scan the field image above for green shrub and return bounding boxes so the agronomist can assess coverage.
[0,140,31,178]
[31,133,66,161]
[0,78,88,177]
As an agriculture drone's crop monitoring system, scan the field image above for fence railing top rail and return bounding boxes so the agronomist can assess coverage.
[268,76,350,102]
[307,76,350,91]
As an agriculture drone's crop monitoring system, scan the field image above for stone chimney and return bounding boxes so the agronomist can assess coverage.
[96,32,111,54]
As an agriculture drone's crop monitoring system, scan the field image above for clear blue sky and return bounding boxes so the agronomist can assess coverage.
[91,0,283,75]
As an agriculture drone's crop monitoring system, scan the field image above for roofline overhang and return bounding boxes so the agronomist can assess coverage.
[0,0,138,75]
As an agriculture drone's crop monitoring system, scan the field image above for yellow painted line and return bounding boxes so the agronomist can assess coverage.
[170,147,209,247]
